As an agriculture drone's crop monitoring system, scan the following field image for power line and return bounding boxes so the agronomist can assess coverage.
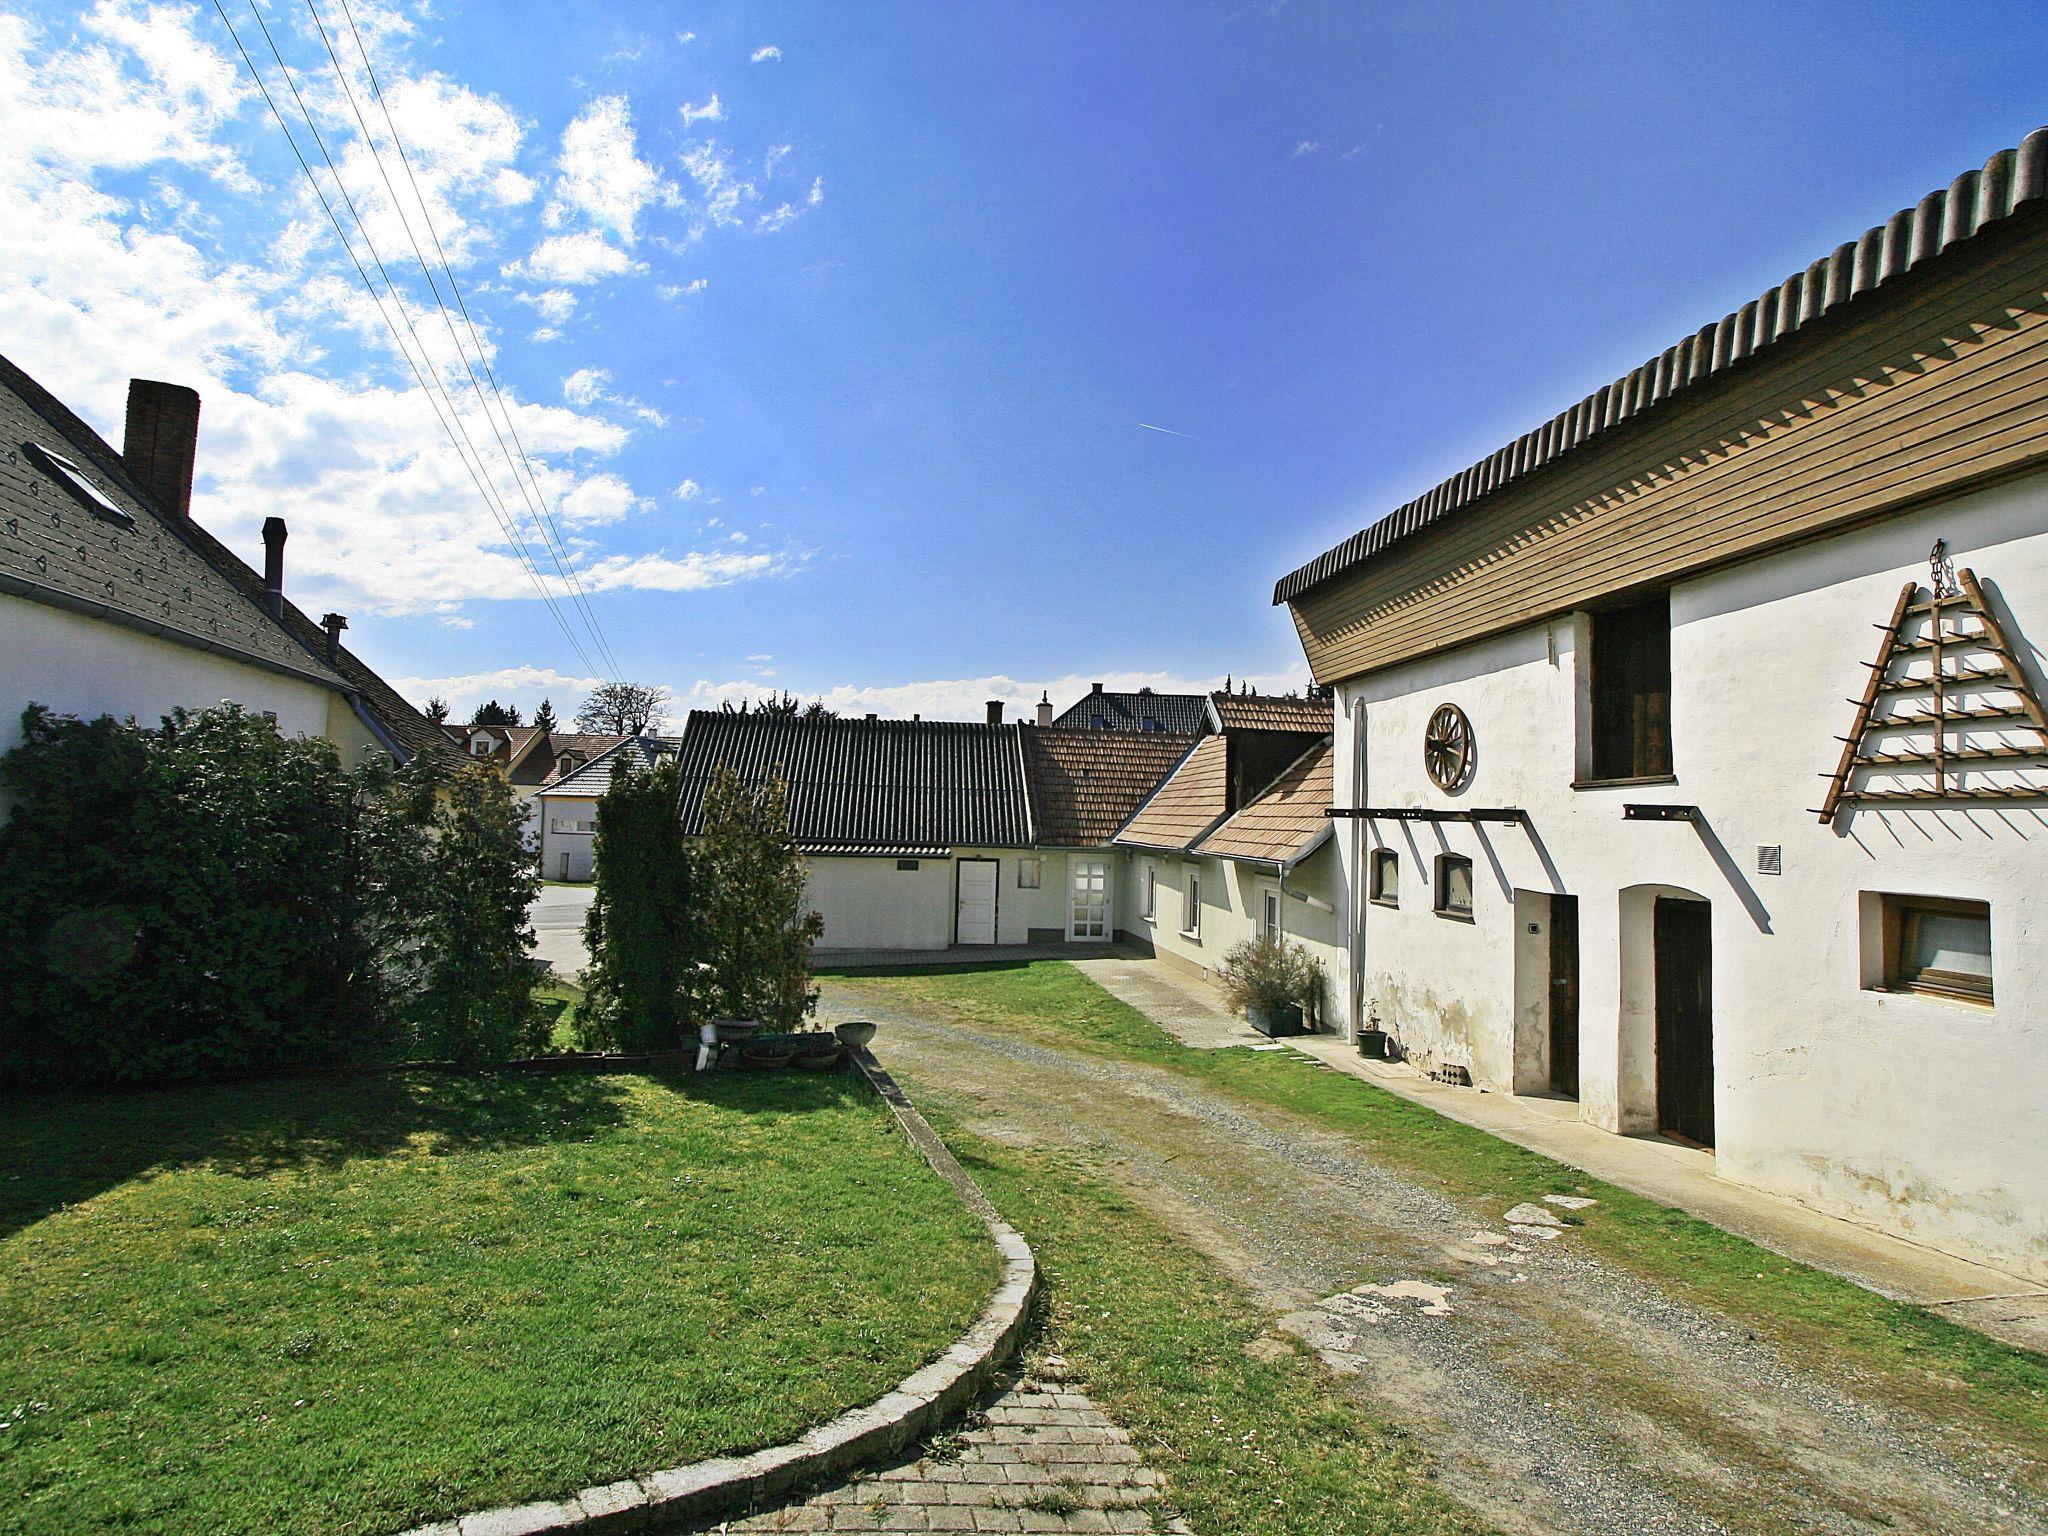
[304,0,625,682]
[209,0,604,682]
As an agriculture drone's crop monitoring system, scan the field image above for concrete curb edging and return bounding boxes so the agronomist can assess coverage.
[395,1047,1038,1536]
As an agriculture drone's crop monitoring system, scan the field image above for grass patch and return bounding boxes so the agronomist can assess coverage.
[830,962,2048,1466]
[0,1066,996,1536]
[531,977,587,1050]
[936,1115,1488,1536]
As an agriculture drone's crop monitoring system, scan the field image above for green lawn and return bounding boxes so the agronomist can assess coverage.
[829,962,2048,1477]
[0,1066,996,1536]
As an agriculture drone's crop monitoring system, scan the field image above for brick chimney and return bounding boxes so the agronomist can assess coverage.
[261,517,287,618]
[320,612,348,660]
[122,379,202,520]
[986,699,1004,725]
[1036,691,1052,727]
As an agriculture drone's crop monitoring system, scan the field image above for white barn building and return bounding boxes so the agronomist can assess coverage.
[1276,129,2048,1281]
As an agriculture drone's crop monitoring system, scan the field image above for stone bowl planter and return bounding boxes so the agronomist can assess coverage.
[834,1020,878,1049]
[714,1019,764,1044]
[740,1041,797,1069]
[794,1044,844,1070]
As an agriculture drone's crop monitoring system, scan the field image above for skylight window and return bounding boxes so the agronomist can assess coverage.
[24,442,135,529]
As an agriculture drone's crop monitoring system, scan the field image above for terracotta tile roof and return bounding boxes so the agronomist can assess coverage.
[1208,692,1332,733]
[1020,727,1197,848]
[1051,687,1209,734]
[1113,735,1230,851]
[1275,123,2048,605]
[1195,739,1334,866]
[671,712,1032,852]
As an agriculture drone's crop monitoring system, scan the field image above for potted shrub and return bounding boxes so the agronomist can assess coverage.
[1216,935,1325,1037]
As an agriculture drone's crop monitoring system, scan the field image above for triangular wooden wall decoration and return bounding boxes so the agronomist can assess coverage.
[1819,549,2048,823]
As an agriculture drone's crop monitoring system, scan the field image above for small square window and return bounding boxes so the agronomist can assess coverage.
[1434,854,1474,919]
[1879,895,1991,1004]
[1016,857,1041,889]
[1368,847,1399,907]
[896,858,921,871]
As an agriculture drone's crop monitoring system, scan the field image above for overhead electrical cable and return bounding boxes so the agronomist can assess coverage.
[304,0,625,682]
[209,0,605,681]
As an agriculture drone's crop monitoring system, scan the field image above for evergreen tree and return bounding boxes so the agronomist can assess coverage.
[423,696,450,724]
[532,697,559,733]
[694,766,823,1030]
[473,699,522,728]
[579,759,694,1051]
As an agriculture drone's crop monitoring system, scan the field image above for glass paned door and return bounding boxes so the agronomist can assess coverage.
[1068,858,1111,941]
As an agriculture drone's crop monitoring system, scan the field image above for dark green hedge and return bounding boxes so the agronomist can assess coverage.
[0,703,542,1086]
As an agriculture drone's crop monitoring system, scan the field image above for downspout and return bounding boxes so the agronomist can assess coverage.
[346,691,410,764]
[1347,693,1368,1044]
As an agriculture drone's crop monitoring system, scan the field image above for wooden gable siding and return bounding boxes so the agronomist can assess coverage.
[1290,216,2048,685]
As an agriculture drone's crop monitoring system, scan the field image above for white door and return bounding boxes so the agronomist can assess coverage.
[956,860,998,945]
[1068,858,1111,942]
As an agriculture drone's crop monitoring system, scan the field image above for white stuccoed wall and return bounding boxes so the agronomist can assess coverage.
[1,597,334,757]
[808,848,1072,951]
[1333,475,2048,1281]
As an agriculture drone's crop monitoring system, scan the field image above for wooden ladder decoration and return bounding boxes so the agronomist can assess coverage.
[1819,546,2048,823]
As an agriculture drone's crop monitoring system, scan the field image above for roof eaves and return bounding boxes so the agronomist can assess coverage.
[1273,124,2048,607]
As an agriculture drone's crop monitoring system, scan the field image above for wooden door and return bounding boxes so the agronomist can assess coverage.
[956,860,998,945]
[1654,897,1714,1147]
[1547,894,1580,1098]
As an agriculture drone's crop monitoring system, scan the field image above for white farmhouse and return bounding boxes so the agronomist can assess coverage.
[1,357,453,782]
[1275,128,2048,1280]
[536,735,673,882]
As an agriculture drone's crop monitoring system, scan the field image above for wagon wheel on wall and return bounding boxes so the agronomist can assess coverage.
[1424,703,1473,791]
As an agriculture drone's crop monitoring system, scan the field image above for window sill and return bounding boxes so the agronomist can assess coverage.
[1571,773,1678,791]
[1433,908,1475,923]
[1369,896,1398,909]
[1179,929,1201,942]
[1870,982,1993,1010]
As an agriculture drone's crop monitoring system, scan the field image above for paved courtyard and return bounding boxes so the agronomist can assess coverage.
[705,1360,1182,1535]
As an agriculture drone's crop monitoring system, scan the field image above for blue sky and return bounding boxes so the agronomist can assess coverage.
[5,2,2045,723]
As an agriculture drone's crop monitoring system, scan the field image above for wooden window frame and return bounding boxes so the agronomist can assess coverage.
[1368,846,1399,908]
[1580,591,1675,787]
[1879,894,1993,1005]
[1433,853,1474,921]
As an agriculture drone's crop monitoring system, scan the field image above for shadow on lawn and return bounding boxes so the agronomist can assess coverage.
[0,1063,880,1242]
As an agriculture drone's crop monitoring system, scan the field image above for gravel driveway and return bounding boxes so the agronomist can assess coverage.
[820,976,2048,1536]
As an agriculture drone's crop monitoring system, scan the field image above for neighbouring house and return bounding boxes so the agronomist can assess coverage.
[442,724,624,837]
[671,708,1041,949]
[1050,682,1209,733]
[535,734,674,881]
[1275,127,2048,1280]
[0,358,452,782]
[1113,703,1341,1016]
[1018,724,1202,943]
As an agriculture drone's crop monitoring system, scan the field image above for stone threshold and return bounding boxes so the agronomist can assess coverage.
[394,1049,1039,1536]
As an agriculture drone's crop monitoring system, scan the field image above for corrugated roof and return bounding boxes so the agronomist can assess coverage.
[1195,739,1334,867]
[1113,734,1230,852]
[1051,687,1210,734]
[1208,692,1332,734]
[1274,124,2048,606]
[537,735,674,798]
[1020,727,1196,847]
[671,712,1032,852]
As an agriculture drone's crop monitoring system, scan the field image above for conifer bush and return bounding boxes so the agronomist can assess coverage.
[693,766,823,1031]
[578,759,695,1052]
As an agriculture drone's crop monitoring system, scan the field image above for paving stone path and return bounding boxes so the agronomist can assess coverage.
[708,1361,1183,1535]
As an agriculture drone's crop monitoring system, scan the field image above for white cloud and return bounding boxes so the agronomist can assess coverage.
[563,366,609,407]
[674,478,703,501]
[557,472,648,525]
[679,93,724,126]
[755,203,800,233]
[657,277,709,299]
[750,45,782,63]
[516,287,578,322]
[675,30,696,45]
[550,95,668,242]
[664,667,1315,723]
[1293,140,1320,157]
[808,176,824,206]
[577,547,799,591]
[503,230,640,284]
[390,664,603,720]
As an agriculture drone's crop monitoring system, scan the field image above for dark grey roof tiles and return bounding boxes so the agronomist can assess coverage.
[1,352,344,688]
[1274,124,2048,606]
[672,712,1032,852]
[539,735,675,798]
[1051,687,1209,734]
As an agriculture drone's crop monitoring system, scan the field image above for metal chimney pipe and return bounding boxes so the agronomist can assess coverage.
[320,612,348,660]
[986,699,1004,725]
[1036,691,1053,727]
